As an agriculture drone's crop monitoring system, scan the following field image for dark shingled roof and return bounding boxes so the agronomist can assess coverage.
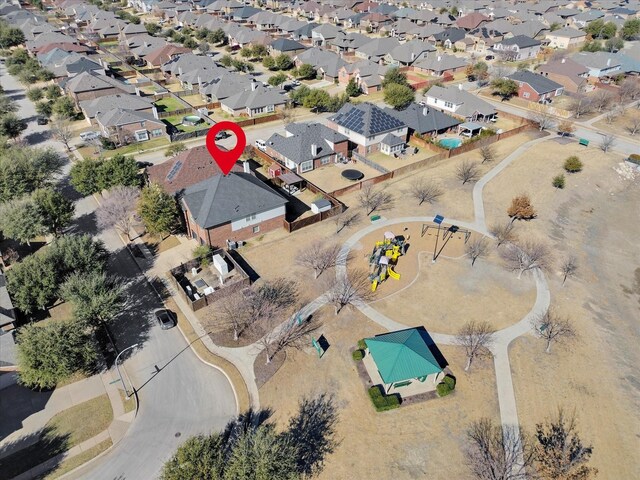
[508,70,563,94]
[329,103,405,137]
[182,173,288,229]
[385,103,461,135]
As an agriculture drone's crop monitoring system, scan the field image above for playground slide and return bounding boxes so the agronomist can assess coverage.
[387,267,401,280]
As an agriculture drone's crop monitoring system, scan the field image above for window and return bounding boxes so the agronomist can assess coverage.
[134,130,149,141]
[523,92,530,99]
[321,157,330,165]
[245,214,257,222]
[253,226,260,234]
[266,104,274,112]
[444,101,453,108]
[300,160,313,172]
[151,128,163,137]
[140,121,146,128]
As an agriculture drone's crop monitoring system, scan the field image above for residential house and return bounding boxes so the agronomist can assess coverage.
[200,73,254,103]
[492,35,542,61]
[61,71,135,107]
[384,40,436,66]
[38,49,104,79]
[431,27,466,48]
[355,37,401,62]
[294,48,347,82]
[328,103,408,155]
[329,31,370,53]
[265,122,349,174]
[220,84,288,117]
[385,103,461,137]
[269,38,307,57]
[144,44,191,69]
[80,93,156,125]
[537,58,589,94]
[359,12,393,32]
[181,173,288,248]
[146,145,242,195]
[424,85,497,121]
[508,70,564,102]
[545,28,586,49]
[95,109,167,145]
[413,53,468,76]
[570,52,622,78]
[311,23,341,46]
[338,60,387,94]
[455,12,490,31]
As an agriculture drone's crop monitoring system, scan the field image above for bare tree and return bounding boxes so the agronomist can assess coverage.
[455,320,495,371]
[557,120,575,137]
[500,240,552,279]
[456,160,481,185]
[534,409,598,480]
[465,236,490,266]
[280,104,297,125]
[96,186,140,241]
[408,178,443,205]
[530,108,555,131]
[257,310,321,364]
[507,194,536,222]
[323,268,374,315]
[590,90,614,112]
[479,145,496,163]
[489,221,516,247]
[210,289,254,341]
[333,209,360,234]
[465,418,535,480]
[626,115,640,136]
[560,255,578,285]
[50,119,73,151]
[604,103,623,125]
[618,78,640,102]
[531,308,577,353]
[358,184,394,215]
[568,97,592,119]
[296,241,341,279]
[599,133,615,152]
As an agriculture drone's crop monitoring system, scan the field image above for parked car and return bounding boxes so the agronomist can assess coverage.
[215,131,231,140]
[154,309,177,330]
[136,160,153,169]
[255,139,266,151]
[291,79,301,86]
[485,54,495,60]
[80,131,100,141]
[36,116,48,125]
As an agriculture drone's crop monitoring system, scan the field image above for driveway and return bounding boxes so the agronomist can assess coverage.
[1,65,237,479]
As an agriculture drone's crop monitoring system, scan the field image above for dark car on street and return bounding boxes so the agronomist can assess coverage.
[154,309,177,330]
[36,116,48,125]
[215,131,231,140]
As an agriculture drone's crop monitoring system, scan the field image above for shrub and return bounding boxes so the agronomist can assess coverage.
[368,385,400,412]
[100,137,116,150]
[563,156,583,173]
[436,375,456,397]
[627,153,640,165]
[352,349,364,361]
[193,244,212,266]
[552,174,566,189]
[357,338,367,350]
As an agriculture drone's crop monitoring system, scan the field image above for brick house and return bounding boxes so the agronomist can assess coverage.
[146,145,243,196]
[96,109,167,146]
[61,71,135,107]
[181,173,288,248]
[537,58,589,94]
[265,122,349,174]
[508,70,564,102]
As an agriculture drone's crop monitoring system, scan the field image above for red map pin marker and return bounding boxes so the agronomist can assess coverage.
[205,121,247,175]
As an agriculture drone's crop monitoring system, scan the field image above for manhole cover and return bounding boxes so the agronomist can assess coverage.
[175,432,181,438]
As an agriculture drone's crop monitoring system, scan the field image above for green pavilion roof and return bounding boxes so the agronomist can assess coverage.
[365,328,442,384]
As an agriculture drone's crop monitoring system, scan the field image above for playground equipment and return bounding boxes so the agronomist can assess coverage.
[369,231,407,291]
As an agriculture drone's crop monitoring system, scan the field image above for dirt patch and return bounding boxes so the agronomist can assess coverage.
[254,349,286,388]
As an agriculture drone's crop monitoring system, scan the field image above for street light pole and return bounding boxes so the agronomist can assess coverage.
[116,343,139,399]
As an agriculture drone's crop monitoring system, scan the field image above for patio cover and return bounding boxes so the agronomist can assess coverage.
[459,121,483,132]
[279,172,304,185]
[365,328,442,384]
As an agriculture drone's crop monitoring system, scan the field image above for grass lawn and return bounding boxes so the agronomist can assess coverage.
[162,115,208,133]
[118,389,136,414]
[42,439,112,480]
[141,233,181,254]
[0,395,113,480]
[154,96,186,113]
[77,137,170,160]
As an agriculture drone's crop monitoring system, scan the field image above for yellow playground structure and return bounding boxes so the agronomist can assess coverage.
[369,231,407,292]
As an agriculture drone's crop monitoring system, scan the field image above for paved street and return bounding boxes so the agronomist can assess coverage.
[1,65,237,479]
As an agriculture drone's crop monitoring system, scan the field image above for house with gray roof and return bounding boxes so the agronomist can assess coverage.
[385,102,461,137]
[537,58,589,94]
[269,38,307,57]
[508,70,564,102]
[570,52,622,78]
[312,23,341,47]
[96,109,167,146]
[265,122,349,174]
[328,102,408,155]
[181,173,288,248]
[384,39,436,66]
[294,48,347,81]
[492,35,542,61]
[355,37,401,62]
[80,93,156,125]
[545,27,586,49]
[200,72,253,102]
[424,85,496,122]
[61,71,135,107]
[220,84,288,118]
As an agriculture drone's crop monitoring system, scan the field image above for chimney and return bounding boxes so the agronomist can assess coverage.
[458,83,463,90]
[251,80,258,91]
[606,58,611,67]
[311,143,319,156]
[437,55,442,61]
[423,106,428,116]
[243,161,250,173]
[561,58,566,63]
[411,52,415,61]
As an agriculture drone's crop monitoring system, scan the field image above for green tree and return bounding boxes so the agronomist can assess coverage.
[50,234,108,278]
[0,95,18,115]
[70,158,102,196]
[296,63,315,79]
[35,100,53,118]
[165,142,187,157]
[199,41,210,53]
[195,27,210,40]
[51,96,76,120]
[581,40,602,52]
[383,83,415,110]
[251,44,268,59]
[220,54,233,67]
[183,37,198,49]
[382,67,409,88]
[161,434,226,480]
[44,84,62,100]
[585,19,617,39]
[604,37,624,52]
[0,113,27,139]
[33,187,75,236]
[0,24,25,48]
[274,53,293,70]
[208,28,227,45]
[491,78,519,100]
[550,22,561,32]
[0,196,46,245]
[0,146,64,202]
[262,56,277,70]
[26,87,44,102]
[621,18,640,40]
[268,72,288,87]
[138,183,179,238]
[99,154,140,190]
[16,320,97,390]
[346,78,361,97]
[5,253,58,313]
[145,22,161,35]
[60,271,123,328]
[301,89,331,110]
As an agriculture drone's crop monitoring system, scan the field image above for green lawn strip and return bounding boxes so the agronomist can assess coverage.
[78,137,170,160]
[153,96,186,112]
[118,389,136,414]
[39,439,112,480]
[161,116,208,133]
[0,394,113,480]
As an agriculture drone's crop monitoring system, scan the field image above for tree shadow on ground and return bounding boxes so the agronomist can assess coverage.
[22,130,52,145]
[0,384,53,442]
[56,176,84,203]
[0,426,70,480]
[68,211,99,236]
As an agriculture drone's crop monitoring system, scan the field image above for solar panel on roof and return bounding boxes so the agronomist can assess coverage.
[166,160,183,182]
